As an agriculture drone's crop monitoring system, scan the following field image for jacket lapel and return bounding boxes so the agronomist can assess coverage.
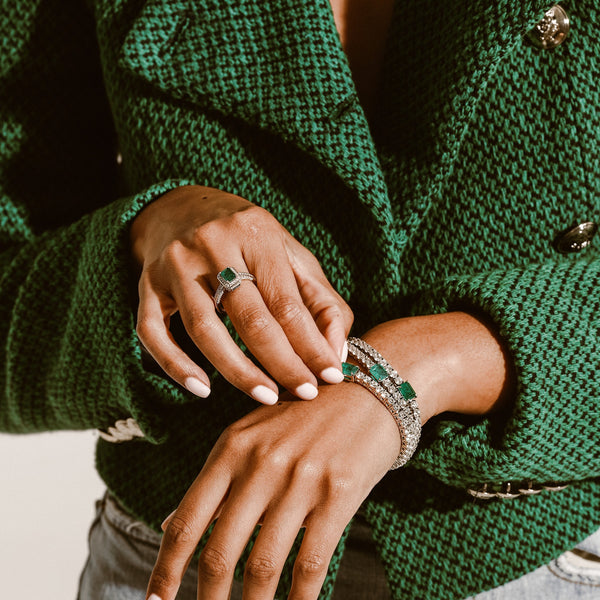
[118,0,395,242]
[373,0,554,271]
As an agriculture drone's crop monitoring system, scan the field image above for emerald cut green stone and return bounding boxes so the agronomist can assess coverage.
[220,267,237,282]
[399,381,416,400]
[342,362,359,380]
[369,364,388,382]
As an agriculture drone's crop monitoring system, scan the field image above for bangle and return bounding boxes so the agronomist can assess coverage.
[343,337,421,469]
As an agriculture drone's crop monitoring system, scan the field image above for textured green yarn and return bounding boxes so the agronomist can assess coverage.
[2,0,600,598]
[365,469,600,600]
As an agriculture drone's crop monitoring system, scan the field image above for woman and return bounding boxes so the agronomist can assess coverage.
[1,0,599,599]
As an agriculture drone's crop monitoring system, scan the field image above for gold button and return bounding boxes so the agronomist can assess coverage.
[528,5,570,50]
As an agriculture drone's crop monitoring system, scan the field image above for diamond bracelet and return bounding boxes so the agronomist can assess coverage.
[343,337,421,469]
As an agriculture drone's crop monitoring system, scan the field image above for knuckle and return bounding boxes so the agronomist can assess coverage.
[324,473,354,500]
[150,564,180,590]
[325,299,351,323]
[198,545,233,581]
[293,458,321,481]
[295,242,318,264]
[233,204,270,227]
[218,423,243,450]
[233,206,278,241]
[162,239,187,265]
[237,305,271,337]
[221,419,243,439]
[192,217,222,241]
[341,302,354,326]
[215,424,254,462]
[269,296,304,328]
[295,552,327,578]
[245,554,279,582]
[257,445,292,472]
[185,307,217,340]
[163,515,195,547]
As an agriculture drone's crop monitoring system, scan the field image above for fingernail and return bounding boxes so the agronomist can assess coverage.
[184,377,211,398]
[251,385,279,405]
[295,382,319,400]
[148,595,162,600]
[161,509,176,531]
[340,341,348,363]
[320,367,344,384]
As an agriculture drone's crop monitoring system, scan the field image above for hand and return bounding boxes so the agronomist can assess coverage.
[145,312,512,599]
[146,384,401,600]
[130,185,353,404]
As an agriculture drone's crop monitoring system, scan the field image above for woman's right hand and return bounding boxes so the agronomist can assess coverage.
[130,185,353,404]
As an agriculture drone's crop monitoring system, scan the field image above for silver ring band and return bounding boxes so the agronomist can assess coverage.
[213,266,256,312]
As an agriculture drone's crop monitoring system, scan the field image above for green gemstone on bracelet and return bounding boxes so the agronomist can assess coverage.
[220,267,237,282]
[399,381,417,400]
[342,362,359,381]
[369,363,388,382]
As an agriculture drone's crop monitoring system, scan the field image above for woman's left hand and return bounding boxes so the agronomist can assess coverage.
[146,382,401,600]
[146,311,513,599]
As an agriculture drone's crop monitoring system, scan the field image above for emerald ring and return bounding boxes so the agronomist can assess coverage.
[213,266,256,312]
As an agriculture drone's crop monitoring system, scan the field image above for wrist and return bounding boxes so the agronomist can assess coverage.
[360,312,514,424]
[319,380,402,463]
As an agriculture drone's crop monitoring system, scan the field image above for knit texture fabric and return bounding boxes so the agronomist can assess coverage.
[1,0,599,598]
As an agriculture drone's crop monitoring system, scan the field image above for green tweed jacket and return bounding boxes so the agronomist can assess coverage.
[1,0,599,598]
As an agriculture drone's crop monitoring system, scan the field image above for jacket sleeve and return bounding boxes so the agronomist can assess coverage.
[409,253,600,487]
[0,179,193,442]
[0,1,196,442]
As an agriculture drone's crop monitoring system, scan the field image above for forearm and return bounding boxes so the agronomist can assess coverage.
[358,312,515,424]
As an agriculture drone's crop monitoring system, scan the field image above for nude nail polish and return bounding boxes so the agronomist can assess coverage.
[340,341,349,363]
[320,367,344,384]
[251,385,279,405]
[184,377,211,398]
[295,382,319,400]
[148,594,162,600]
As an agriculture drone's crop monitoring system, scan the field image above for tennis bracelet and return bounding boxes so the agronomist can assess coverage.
[343,337,421,469]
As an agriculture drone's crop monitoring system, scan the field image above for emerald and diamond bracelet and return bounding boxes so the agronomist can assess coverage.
[343,337,421,469]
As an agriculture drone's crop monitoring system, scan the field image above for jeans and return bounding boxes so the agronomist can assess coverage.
[468,529,600,599]
[77,493,600,599]
[77,493,392,600]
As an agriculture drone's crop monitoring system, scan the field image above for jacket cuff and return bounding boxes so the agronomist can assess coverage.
[83,179,195,444]
[409,256,600,487]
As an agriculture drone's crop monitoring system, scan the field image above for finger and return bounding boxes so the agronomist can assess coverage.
[136,275,212,398]
[196,480,269,600]
[248,253,345,385]
[286,240,354,361]
[147,467,232,600]
[307,286,353,363]
[288,510,351,600]
[172,277,281,405]
[242,495,308,599]
[211,262,325,400]
[222,280,322,399]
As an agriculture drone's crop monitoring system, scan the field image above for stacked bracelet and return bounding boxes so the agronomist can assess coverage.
[343,337,421,469]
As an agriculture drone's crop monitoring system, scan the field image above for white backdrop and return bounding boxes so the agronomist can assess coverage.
[0,431,104,600]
